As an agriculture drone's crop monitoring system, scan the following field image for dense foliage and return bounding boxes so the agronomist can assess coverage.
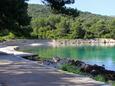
[42,0,78,16]
[0,0,31,39]
[28,4,115,39]
[1,2,115,40]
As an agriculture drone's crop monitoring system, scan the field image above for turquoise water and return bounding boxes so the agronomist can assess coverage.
[21,46,115,71]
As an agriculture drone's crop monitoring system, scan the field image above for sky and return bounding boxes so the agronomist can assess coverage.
[28,0,115,16]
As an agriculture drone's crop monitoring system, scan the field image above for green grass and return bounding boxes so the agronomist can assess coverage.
[113,84,115,86]
[93,75,106,82]
[60,64,109,83]
[112,82,115,86]
[60,64,82,74]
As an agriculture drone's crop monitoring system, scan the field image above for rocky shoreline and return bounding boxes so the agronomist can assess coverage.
[0,46,107,86]
[53,38,115,47]
[1,38,115,47]
[0,39,115,84]
[34,57,115,81]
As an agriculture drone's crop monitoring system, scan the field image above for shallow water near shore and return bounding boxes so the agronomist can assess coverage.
[20,45,115,71]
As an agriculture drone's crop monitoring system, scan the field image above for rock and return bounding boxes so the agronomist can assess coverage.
[90,70,98,76]
[58,58,67,64]
[42,57,115,81]
[81,64,93,73]
[43,60,52,65]
[14,46,19,50]
[52,57,60,63]
[74,60,92,72]
[92,64,105,74]
[75,60,85,67]
[80,63,87,71]
[42,60,59,68]
[104,70,115,80]
[67,59,76,65]
[93,64,105,73]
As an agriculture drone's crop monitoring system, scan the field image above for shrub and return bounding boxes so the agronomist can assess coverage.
[93,75,106,82]
[61,64,81,74]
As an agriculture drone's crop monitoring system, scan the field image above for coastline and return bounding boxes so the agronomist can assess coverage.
[1,38,115,48]
[0,42,105,86]
[53,38,115,47]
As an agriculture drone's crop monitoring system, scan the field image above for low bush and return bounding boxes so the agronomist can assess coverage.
[61,64,82,74]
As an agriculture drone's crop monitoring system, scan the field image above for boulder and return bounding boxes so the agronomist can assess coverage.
[67,59,76,65]
[42,57,115,81]
[42,60,52,65]
[52,57,60,63]
[75,60,85,67]
[93,64,105,73]
[83,64,93,73]
[104,70,115,80]
[90,70,99,76]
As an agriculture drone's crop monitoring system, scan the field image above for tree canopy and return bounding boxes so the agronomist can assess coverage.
[42,0,78,17]
[1,1,115,40]
[42,0,75,8]
[28,4,115,39]
[0,0,31,37]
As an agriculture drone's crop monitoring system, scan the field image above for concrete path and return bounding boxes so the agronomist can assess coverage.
[0,46,107,86]
[0,46,36,57]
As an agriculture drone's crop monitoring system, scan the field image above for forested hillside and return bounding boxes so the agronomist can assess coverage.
[28,4,115,39]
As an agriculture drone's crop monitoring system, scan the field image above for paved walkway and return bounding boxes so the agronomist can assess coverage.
[0,46,107,86]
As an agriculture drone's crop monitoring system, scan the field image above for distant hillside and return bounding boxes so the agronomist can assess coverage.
[28,4,51,18]
[28,4,115,39]
[28,4,113,19]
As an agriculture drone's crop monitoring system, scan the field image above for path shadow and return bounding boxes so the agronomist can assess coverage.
[0,60,106,86]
